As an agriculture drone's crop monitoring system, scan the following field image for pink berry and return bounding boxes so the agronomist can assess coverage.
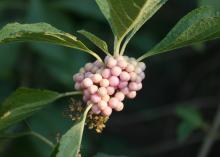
[91,94,101,103]
[74,73,84,82]
[102,95,110,102]
[130,72,137,81]
[109,76,120,87]
[97,100,108,110]
[136,76,143,83]
[98,87,107,96]
[85,63,93,71]
[91,66,98,73]
[92,105,101,114]
[128,82,138,91]
[100,79,109,87]
[117,60,127,69]
[135,67,142,74]
[88,85,98,94]
[115,102,124,111]
[140,72,145,79]
[92,73,102,83]
[83,89,90,97]
[119,71,130,81]
[118,81,128,89]
[102,106,112,116]
[79,67,85,73]
[127,91,137,99]
[121,87,130,95]
[83,95,89,102]
[108,97,119,108]
[104,56,110,64]
[82,78,93,88]
[138,62,146,70]
[84,72,93,78]
[126,64,135,72]
[107,57,117,68]
[111,66,122,76]
[106,86,115,95]
[101,68,111,79]
[137,83,143,91]
[115,92,125,101]
[94,60,103,67]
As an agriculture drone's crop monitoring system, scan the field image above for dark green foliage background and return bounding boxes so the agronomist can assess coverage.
[0,0,219,157]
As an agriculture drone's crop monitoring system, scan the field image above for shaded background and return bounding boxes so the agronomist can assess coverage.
[0,0,220,157]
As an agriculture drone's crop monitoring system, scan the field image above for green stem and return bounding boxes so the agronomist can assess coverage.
[0,131,55,148]
[59,91,82,98]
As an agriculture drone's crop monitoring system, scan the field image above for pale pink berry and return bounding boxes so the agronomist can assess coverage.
[94,60,103,67]
[106,86,115,95]
[92,105,101,114]
[115,92,125,101]
[117,60,127,69]
[130,72,137,81]
[138,62,146,70]
[97,100,108,110]
[98,87,107,96]
[100,79,109,87]
[140,72,145,79]
[118,81,128,89]
[91,66,98,73]
[101,68,111,79]
[82,78,93,88]
[121,87,130,95]
[128,82,138,91]
[119,71,130,81]
[104,56,110,64]
[102,95,110,102]
[108,97,119,108]
[106,57,117,68]
[111,66,122,76]
[115,102,124,111]
[88,85,98,94]
[130,58,137,66]
[85,63,93,71]
[74,73,84,82]
[109,76,120,87]
[92,73,102,83]
[74,82,81,90]
[137,83,143,91]
[91,94,101,103]
[136,76,143,83]
[126,64,135,72]
[102,106,112,116]
[127,91,137,99]
[84,72,93,78]
[135,67,142,74]
[83,89,90,97]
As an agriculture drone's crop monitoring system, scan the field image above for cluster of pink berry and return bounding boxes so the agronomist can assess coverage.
[73,56,146,116]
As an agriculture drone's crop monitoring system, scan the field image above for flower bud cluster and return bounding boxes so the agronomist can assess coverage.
[73,55,146,116]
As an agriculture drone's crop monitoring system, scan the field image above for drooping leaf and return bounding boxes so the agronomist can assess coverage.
[96,0,167,41]
[177,121,195,143]
[54,105,92,157]
[78,30,110,55]
[138,6,220,61]
[176,106,205,128]
[0,88,62,131]
[0,22,101,61]
[94,153,127,157]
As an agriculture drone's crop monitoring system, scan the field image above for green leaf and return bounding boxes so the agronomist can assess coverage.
[94,153,127,157]
[177,121,195,143]
[138,6,220,61]
[0,22,102,61]
[96,0,167,49]
[0,88,61,131]
[198,0,220,10]
[176,106,205,128]
[78,30,110,55]
[54,105,92,157]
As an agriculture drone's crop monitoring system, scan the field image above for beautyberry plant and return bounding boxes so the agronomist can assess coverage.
[0,0,219,157]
